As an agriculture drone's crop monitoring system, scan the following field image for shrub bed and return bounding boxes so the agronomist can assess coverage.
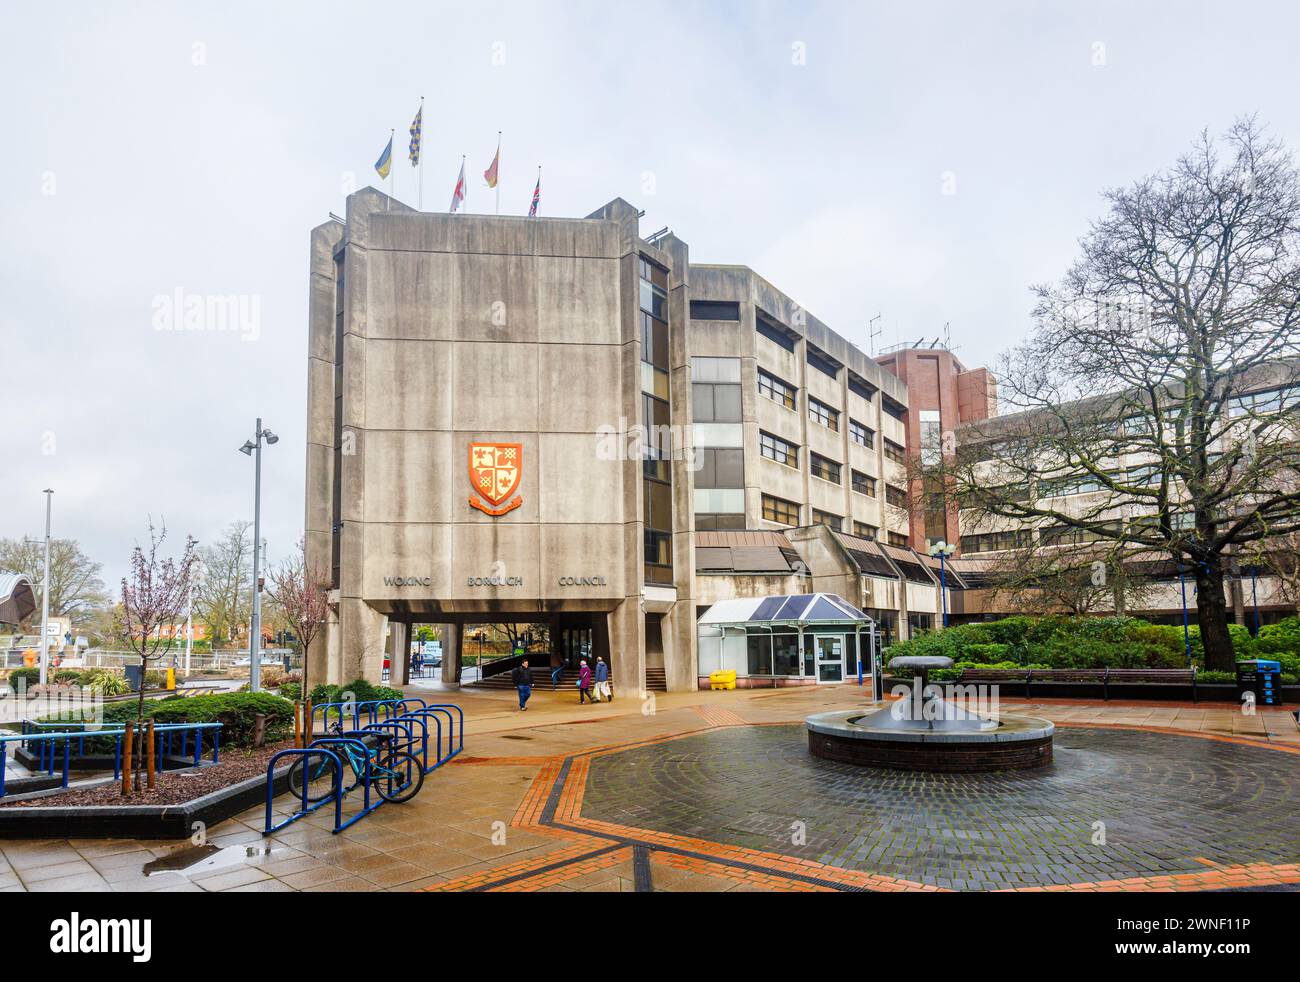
[886,615,1300,682]
[38,692,296,749]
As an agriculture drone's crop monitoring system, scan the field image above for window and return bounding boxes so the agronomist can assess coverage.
[853,522,878,540]
[693,380,742,423]
[760,431,798,467]
[762,494,799,526]
[812,509,842,530]
[884,438,906,464]
[695,513,746,531]
[1227,385,1299,418]
[849,419,874,449]
[756,313,797,352]
[809,397,839,431]
[746,633,772,675]
[806,346,840,379]
[887,531,908,548]
[920,409,942,466]
[851,470,876,497]
[689,300,739,321]
[959,530,1032,554]
[810,453,841,484]
[695,448,744,489]
[772,633,800,675]
[758,369,797,411]
[848,375,877,401]
[882,395,907,421]
[885,484,907,508]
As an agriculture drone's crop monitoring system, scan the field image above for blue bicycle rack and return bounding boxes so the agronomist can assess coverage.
[264,747,343,835]
[265,698,459,837]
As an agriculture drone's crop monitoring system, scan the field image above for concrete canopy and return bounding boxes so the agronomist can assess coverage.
[0,574,36,626]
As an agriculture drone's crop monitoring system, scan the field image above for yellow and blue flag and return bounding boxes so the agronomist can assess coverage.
[374,135,393,179]
[409,105,422,165]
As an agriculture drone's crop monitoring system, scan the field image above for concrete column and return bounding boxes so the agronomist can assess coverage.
[440,623,462,685]
[338,597,386,684]
[609,597,645,696]
[662,601,698,691]
[389,621,410,686]
[306,604,335,691]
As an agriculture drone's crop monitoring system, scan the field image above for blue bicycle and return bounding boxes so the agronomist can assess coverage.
[288,723,425,805]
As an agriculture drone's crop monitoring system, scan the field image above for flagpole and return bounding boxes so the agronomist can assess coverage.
[417,96,425,211]
[387,128,394,210]
[495,131,501,215]
[462,154,467,214]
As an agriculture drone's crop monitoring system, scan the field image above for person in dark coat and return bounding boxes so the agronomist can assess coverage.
[512,659,533,711]
[578,659,596,704]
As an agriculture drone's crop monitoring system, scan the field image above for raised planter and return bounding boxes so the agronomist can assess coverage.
[0,765,294,840]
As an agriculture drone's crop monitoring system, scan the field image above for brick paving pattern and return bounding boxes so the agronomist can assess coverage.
[580,724,1300,890]
[0,682,1294,891]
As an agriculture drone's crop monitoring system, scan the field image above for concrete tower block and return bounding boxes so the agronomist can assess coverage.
[338,598,387,684]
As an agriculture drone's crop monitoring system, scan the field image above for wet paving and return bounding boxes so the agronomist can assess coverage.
[581,725,1300,890]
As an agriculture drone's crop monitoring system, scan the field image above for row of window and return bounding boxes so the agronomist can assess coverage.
[958,530,1034,554]
[758,493,903,545]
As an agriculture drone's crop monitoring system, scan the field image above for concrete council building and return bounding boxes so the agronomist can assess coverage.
[303,188,1294,694]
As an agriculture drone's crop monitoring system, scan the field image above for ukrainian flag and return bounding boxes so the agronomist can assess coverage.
[374,135,393,179]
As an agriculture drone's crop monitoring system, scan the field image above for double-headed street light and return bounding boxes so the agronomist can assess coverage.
[239,419,278,692]
[927,540,957,629]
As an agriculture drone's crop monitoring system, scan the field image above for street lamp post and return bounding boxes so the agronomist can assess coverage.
[1178,562,1193,667]
[239,419,278,692]
[927,540,956,629]
[38,489,53,686]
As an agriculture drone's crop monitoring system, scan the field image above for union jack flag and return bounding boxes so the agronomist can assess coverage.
[528,172,541,217]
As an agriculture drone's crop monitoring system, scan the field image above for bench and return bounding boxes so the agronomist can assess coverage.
[957,667,1197,702]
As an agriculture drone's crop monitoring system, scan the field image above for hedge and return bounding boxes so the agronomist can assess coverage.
[38,692,296,749]
[886,615,1300,681]
[307,679,405,706]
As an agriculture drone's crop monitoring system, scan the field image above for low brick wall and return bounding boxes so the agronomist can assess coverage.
[808,730,1053,772]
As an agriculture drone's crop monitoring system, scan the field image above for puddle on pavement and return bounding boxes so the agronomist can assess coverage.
[143,841,286,878]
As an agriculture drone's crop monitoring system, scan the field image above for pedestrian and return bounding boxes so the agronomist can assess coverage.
[594,656,611,702]
[412,649,424,677]
[578,659,596,704]
[512,658,533,711]
[550,660,564,690]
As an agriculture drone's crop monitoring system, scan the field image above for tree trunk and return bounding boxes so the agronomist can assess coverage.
[1195,561,1236,671]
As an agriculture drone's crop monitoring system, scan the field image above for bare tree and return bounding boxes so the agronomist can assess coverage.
[978,540,1160,617]
[194,521,252,651]
[120,519,198,791]
[942,119,1300,670]
[265,539,329,698]
[0,537,108,629]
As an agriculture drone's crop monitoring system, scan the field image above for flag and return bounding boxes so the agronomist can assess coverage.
[483,139,500,188]
[408,105,422,165]
[374,135,393,179]
[450,159,467,213]
[528,172,541,217]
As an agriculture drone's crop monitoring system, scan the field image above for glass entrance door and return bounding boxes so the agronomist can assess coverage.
[814,635,845,683]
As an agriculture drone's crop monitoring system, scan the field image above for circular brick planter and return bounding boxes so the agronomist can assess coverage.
[805,709,1054,772]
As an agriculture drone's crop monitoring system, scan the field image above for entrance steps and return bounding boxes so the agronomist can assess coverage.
[469,666,668,691]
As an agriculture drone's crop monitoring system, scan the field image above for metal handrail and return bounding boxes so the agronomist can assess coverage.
[0,722,223,798]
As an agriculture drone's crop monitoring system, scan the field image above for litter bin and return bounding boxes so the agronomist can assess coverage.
[1236,659,1283,706]
[124,664,144,692]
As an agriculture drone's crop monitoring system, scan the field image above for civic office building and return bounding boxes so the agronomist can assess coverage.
[303,188,1293,694]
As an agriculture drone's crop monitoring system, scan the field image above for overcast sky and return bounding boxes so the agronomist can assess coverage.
[2,0,1297,588]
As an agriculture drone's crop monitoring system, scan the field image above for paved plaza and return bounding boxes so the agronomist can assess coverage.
[0,684,1296,892]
